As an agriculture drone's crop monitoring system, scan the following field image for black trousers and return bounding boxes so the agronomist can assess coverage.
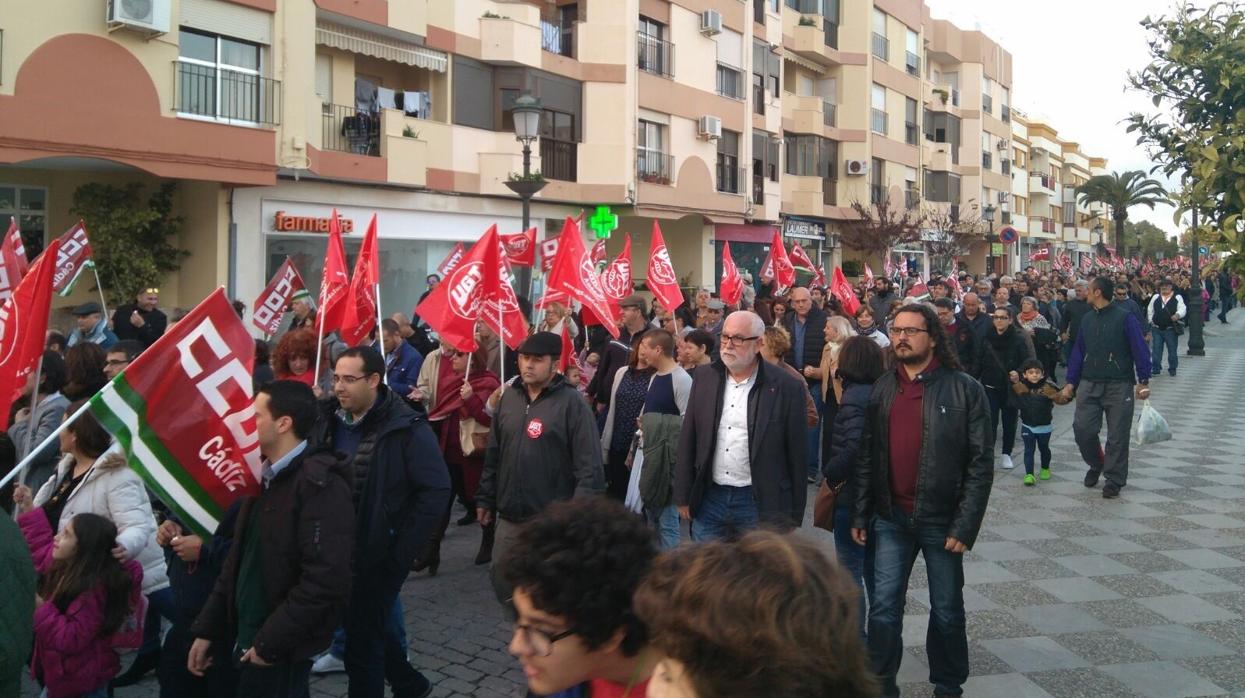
[236,658,311,698]
[345,568,427,698]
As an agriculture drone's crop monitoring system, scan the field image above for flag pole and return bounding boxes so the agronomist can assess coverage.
[312,301,328,388]
[90,263,109,322]
[2,388,105,491]
[375,281,387,386]
[498,300,506,386]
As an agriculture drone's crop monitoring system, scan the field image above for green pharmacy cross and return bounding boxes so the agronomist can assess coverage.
[588,205,619,239]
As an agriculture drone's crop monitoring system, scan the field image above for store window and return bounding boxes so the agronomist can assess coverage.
[0,185,47,257]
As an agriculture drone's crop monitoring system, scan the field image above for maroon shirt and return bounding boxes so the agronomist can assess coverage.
[887,357,940,513]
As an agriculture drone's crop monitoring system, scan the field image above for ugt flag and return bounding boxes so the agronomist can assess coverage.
[646,221,684,313]
[547,217,619,339]
[416,225,513,352]
[0,239,61,424]
[318,209,350,334]
[719,241,743,307]
[830,267,860,315]
[251,257,306,336]
[90,288,261,537]
[501,227,537,267]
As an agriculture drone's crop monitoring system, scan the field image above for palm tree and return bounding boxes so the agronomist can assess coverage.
[1076,171,1168,259]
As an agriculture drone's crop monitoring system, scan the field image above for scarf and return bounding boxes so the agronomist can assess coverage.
[1018,308,1039,324]
[428,358,465,421]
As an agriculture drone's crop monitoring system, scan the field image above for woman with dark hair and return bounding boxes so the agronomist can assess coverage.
[600,338,656,500]
[635,530,879,698]
[62,342,109,402]
[854,305,891,348]
[821,335,886,630]
[9,349,70,489]
[252,338,275,392]
[979,305,1035,470]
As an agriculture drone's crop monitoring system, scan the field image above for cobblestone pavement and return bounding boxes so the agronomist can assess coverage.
[40,316,1245,698]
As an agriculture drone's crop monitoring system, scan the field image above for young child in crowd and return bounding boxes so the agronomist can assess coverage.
[1009,358,1071,486]
[18,510,143,698]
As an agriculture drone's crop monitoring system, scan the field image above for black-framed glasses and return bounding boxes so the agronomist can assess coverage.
[331,374,369,385]
[887,327,929,337]
[512,622,577,657]
[720,334,760,346]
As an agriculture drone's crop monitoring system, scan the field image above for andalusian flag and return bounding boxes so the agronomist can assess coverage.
[90,288,261,536]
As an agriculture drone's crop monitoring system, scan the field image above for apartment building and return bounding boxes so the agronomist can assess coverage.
[0,0,1106,315]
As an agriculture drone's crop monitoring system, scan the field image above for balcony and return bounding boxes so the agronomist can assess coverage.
[791,19,831,65]
[637,150,675,185]
[322,103,379,155]
[905,51,920,76]
[926,142,957,170]
[541,21,574,58]
[872,33,889,61]
[480,15,543,67]
[717,162,745,195]
[824,102,837,127]
[784,174,824,216]
[637,33,674,78]
[175,60,281,126]
[1029,217,1056,235]
[540,137,577,182]
[1030,173,1056,193]
[786,94,829,134]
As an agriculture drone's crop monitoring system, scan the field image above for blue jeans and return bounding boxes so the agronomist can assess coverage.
[691,484,758,542]
[866,510,968,698]
[329,598,408,659]
[807,385,825,478]
[1021,426,1052,475]
[833,504,868,637]
[647,504,681,550]
[1151,327,1178,374]
[986,386,1017,457]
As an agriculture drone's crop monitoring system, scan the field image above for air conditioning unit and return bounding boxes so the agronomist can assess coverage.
[700,10,723,36]
[997,140,1010,151]
[845,159,869,176]
[698,115,722,140]
[106,0,170,35]
[997,191,1010,203]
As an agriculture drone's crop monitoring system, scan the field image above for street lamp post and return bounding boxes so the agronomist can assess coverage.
[505,93,545,300]
[983,204,996,275]
[1188,208,1206,356]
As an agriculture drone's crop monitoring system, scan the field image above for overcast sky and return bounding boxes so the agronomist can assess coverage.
[925,0,1211,236]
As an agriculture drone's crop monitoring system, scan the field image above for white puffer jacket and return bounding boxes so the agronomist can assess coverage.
[33,452,170,595]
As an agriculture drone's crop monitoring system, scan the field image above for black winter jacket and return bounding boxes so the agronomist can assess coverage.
[821,381,872,506]
[1011,377,1070,428]
[851,365,994,547]
[191,447,354,663]
[478,374,605,522]
[979,325,1035,390]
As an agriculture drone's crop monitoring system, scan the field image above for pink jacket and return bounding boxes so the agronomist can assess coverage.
[19,510,143,698]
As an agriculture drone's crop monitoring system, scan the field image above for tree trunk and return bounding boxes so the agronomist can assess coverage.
[1115,215,1127,259]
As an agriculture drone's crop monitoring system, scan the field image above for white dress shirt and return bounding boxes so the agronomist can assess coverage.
[712,363,758,486]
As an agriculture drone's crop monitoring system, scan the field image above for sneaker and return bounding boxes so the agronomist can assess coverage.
[1023,474,1036,486]
[1084,470,1100,488]
[1168,370,1177,377]
[311,652,346,674]
[1102,482,1121,499]
[1039,468,1051,481]
[1000,454,1014,470]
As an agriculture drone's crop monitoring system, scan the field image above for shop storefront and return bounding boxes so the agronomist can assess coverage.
[713,223,778,296]
[781,216,835,287]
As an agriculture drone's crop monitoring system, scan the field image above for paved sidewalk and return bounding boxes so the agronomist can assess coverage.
[38,322,1245,698]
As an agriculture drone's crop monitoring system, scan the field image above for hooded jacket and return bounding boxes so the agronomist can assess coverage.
[190,446,354,663]
[477,374,605,522]
[33,452,169,595]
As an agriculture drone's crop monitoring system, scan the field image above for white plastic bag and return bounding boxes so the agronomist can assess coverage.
[624,440,646,514]
[1134,399,1172,446]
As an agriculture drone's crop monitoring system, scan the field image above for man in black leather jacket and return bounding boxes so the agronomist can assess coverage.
[850,304,993,698]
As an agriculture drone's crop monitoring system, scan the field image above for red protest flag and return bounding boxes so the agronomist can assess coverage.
[89,289,260,537]
[812,265,828,289]
[590,238,609,268]
[535,289,569,309]
[436,242,466,278]
[547,217,619,339]
[646,221,684,313]
[540,235,561,273]
[719,241,743,307]
[416,225,510,352]
[0,218,29,304]
[252,257,306,336]
[480,241,528,351]
[759,249,774,285]
[318,209,351,334]
[768,229,796,291]
[788,242,816,272]
[830,267,861,315]
[558,323,577,373]
[501,227,537,267]
[341,214,381,346]
[598,233,633,323]
[50,221,92,296]
[863,263,875,287]
[0,238,61,423]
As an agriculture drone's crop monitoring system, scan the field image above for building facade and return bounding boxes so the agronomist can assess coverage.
[0,0,1109,319]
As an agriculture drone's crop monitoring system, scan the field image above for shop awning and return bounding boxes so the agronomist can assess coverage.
[315,22,448,72]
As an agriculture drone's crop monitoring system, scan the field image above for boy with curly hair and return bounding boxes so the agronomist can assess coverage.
[502,497,658,697]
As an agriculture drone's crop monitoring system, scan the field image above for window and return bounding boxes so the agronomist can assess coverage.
[871,83,887,135]
[871,159,885,203]
[177,28,275,124]
[638,17,672,77]
[453,58,584,140]
[314,53,332,105]
[540,109,577,181]
[0,186,47,258]
[751,41,779,111]
[904,97,918,145]
[981,75,992,114]
[784,133,833,179]
[904,167,918,208]
[1001,86,1011,122]
[541,3,576,57]
[922,171,960,203]
[717,130,742,194]
[1014,197,1028,216]
[871,9,888,61]
[453,56,495,130]
[717,65,743,99]
[981,132,991,170]
[752,131,779,204]
[923,111,960,163]
[824,0,840,48]
[1063,202,1076,225]
[905,29,919,75]
[982,151,992,169]
[637,119,672,183]
[1001,159,1011,175]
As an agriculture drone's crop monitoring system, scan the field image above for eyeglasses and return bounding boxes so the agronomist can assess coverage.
[104,359,130,367]
[720,334,760,346]
[442,349,462,358]
[512,623,577,657]
[887,327,929,337]
[331,374,370,385]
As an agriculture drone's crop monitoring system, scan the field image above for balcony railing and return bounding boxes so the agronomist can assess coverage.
[637,33,674,78]
[175,60,281,126]
[540,137,577,181]
[717,163,745,194]
[637,150,675,185]
[541,21,574,58]
[871,33,889,61]
[752,173,765,206]
[905,51,920,76]
[824,18,839,49]
[322,103,379,155]
[1031,173,1056,192]
[823,102,837,127]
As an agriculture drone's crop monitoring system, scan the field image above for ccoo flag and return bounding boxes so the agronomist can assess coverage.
[252,257,306,336]
[90,289,260,537]
[51,221,93,297]
[0,218,29,305]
